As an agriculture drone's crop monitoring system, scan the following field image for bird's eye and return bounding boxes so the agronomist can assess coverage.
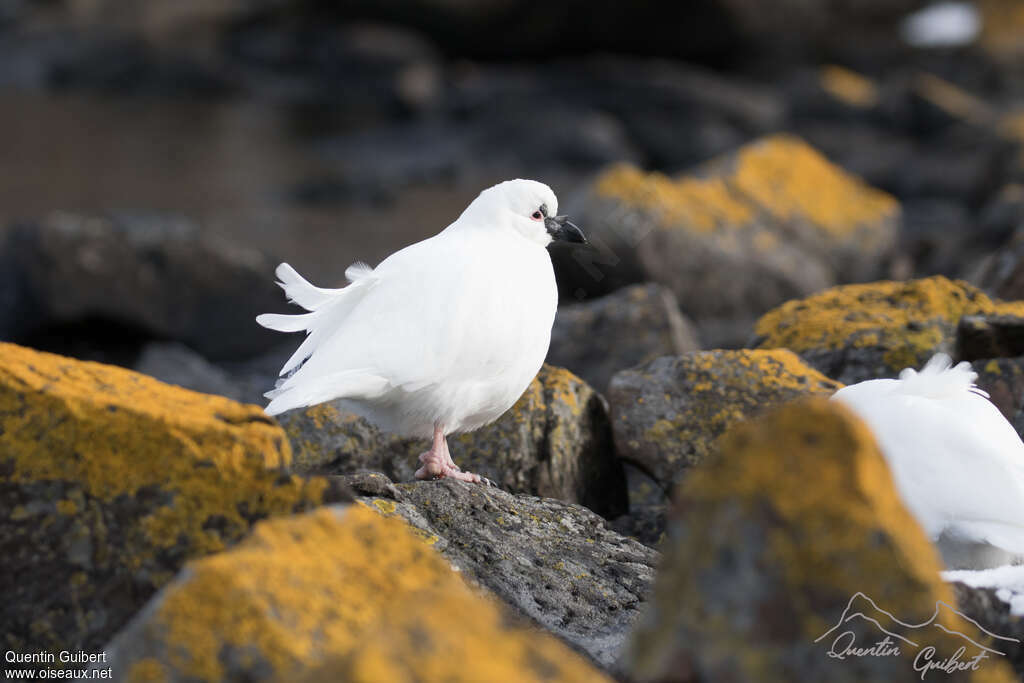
[530,210,543,221]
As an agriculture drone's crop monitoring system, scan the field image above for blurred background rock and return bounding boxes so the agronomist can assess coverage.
[3,0,1024,382]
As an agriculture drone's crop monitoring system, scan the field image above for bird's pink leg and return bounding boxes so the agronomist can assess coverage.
[414,423,487,484]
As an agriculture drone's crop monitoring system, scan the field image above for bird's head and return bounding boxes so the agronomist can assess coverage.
[463,179,586,247]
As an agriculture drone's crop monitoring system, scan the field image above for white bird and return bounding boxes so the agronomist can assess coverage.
[832,354,1024,570]
[256,179,585,483]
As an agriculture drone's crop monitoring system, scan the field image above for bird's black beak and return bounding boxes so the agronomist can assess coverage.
[545,215,587,244]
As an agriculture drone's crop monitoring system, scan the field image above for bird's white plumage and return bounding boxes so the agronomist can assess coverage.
[832,354,1024,569]
[256,179,561,439]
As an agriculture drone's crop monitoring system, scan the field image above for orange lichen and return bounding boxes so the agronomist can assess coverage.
[594,135,897,240]
[0,342,328,649]
[629,399,1015,682]
[819,65,879,108]
[594,163,754,234]
[133,505,606,683]
[731,135,898,237]
[755,276,1024,370]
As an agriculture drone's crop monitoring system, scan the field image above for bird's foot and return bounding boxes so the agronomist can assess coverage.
[414,452,491,485]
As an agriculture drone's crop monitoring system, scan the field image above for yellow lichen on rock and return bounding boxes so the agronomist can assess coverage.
[594,134,898,239]
[594,163,753,234]
[754,276,1024,374]
[0,342,329,652]
[609,350,841,493]
[730,135,898,237]
[111,505,608,683]
[627,399,1015,682]
[819,65,879,108]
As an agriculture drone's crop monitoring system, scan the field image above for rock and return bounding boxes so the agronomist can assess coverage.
[951,582,1024,678]
[608,461,669,548]
[957,315,1024,362]
[565,135,899,347]
[279,364,628,518]
[133,341,253,404]
[348,475,659,670]
[101,504,607,682]
[976,223,1024,302]
[753,276,1024,384]
[608,350,841,496]
[0,343,341,653]
[719,0,928,57]
[625,398,1016,683]
[0,212,287,360]
[547,284,700,393]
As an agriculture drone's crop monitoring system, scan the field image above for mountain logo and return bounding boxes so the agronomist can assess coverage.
[814,592,1020,677]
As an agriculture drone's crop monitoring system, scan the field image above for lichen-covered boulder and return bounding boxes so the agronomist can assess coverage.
[563,134,899,347]
[608,349,841,497]
[547,283,700,393]
[279,364,628,518]
[347,474,659,670]
[754,276,1024,383]
[626,399,1016,683]
[0,343,340,653]
[101,505,607,683]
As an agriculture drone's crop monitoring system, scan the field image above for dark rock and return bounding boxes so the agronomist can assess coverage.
[609,350,841,496]
[348,475,659,670]
[898,198,974,278]
[99,504,605,682]
[951,581,1024,679]
[0,343,334,654]
[225,21,443,117]
[565,135,899,347]
[610,462,669,548]
[958,315,1024,361]
[547,284,700,393]
[0,212,287,360]
[625,398,1016,682]
[976,223,1024,301]
[754,276,1024,384]
[134,342,253,404]
[279,365,628,519]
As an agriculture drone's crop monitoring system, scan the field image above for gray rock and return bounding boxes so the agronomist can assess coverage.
[608,350,841,496]
[626,399,1015,682]
[562,135,899,348]
[347,475,659,670]
[134,342,252,403]
[951,581,1024,679]
[0,212,286,360]
[278,364,628,519]
[547,283,700,393]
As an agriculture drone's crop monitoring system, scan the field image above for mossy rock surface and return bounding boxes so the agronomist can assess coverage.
[626,398,1015,683]
[280,364,628,518]
[753,276,1024,383]
[0,342,338,653]
[101,504,608,682]
[347,474,659,670]
[608,349,841,496]
[563,134,899,347]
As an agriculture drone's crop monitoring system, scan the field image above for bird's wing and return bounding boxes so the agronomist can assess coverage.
[833,363,1024,553]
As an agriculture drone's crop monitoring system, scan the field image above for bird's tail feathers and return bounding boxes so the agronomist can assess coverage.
[255,311,315,333]
[264,370,389,416]
[898,353,988,399]
[345,262,373,282]
[273,262,343,312]
[257,261,379,376]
